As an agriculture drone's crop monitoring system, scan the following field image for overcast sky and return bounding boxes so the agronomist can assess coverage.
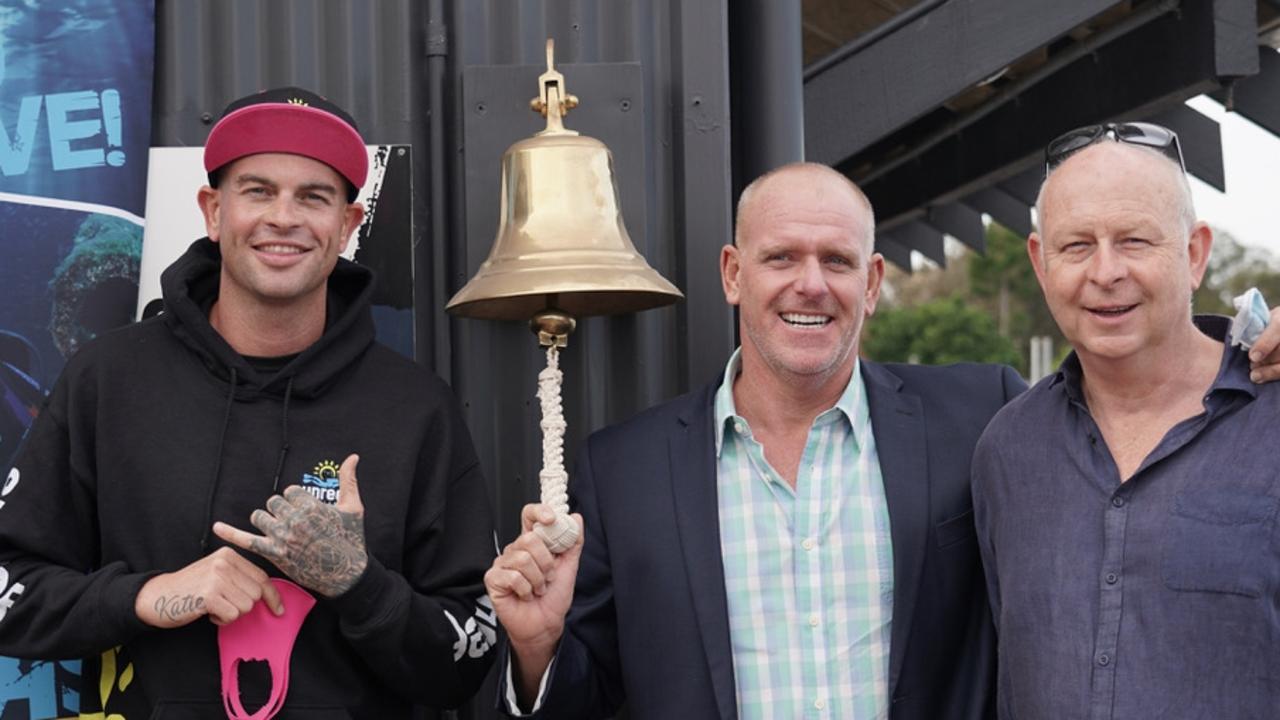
[1187,94,1280,257]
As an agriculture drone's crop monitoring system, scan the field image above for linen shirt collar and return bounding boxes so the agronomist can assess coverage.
[1049,314,1256,405]
[713,347,867,456]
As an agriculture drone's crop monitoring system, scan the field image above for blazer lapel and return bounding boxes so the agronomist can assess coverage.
[669,383,738,720]
[862,361,928,700]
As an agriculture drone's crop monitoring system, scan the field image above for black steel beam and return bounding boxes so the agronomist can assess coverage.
[856,0,1257,229]
[999,167,1046,208]
[875,235,914,273]
[1148,104,1224,191]
[1214,47,1280,138]
[927,203,985,254]
[965,186,1032,238]
[893,219,947,267]
[732,0,805,184]
[804,0,1123,166]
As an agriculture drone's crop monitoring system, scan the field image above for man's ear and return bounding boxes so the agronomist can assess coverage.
[1187,221,1213,291]
[339,202,366,255]
[197,185,222,242]
[720,244,742,306]
[863,252,885,318]
[1027,232,1047,288]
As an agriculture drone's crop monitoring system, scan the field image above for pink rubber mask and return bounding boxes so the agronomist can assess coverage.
[217,578,316,720]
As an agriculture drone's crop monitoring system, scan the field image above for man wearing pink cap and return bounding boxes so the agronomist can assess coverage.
[0,88,497,718]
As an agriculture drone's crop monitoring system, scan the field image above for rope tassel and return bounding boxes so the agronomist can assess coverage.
[533,346,580,553]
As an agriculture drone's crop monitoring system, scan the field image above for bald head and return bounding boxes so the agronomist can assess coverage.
[735,162,875,252]
[1036,141,1196,238]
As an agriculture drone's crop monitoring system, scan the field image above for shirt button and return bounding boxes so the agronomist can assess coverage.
[733,421,745,434]
[1098,654,1111,666]
[814,699,826,710]
[808,614,820,627]
[1111,496,1125,508]
[802,538,816,551]
[1105,572,1118,585]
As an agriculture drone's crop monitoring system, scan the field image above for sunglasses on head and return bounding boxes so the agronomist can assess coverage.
[1044,122,1185,174]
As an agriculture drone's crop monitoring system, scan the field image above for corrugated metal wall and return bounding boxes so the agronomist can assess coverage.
[152,1,734,716]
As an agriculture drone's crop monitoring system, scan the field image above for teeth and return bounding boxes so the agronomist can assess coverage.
[258,244,304,254]
[781,313,831,326]
[1092,305,1134,315]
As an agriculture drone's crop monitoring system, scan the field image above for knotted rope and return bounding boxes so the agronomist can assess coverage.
[532,345,580,553]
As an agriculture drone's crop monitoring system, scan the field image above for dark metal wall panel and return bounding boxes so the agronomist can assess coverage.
[447,0,734,548]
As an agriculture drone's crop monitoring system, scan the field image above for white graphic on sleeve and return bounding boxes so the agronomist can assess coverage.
[0,467,18,511]
[0,565,26,622]
[445,595,497,661]
[0,469,26,621]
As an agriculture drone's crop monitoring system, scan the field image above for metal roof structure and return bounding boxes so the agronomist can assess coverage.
[803,0,1280,270]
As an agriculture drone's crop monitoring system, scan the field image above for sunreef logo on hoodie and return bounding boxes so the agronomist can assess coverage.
[301,460,341,504]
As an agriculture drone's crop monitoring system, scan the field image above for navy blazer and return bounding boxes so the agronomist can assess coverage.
[505,360,1026,719]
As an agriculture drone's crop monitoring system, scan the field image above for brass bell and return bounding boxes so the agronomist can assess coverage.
[446,39,683,335]
[447,39,682,556]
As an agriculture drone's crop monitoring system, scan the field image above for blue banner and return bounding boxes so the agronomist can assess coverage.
[0,2,154,718]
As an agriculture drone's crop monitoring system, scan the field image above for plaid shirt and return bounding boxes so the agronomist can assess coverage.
[714,350,893,719]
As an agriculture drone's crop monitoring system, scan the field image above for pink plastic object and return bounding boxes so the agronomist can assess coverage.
[217,578,317,720]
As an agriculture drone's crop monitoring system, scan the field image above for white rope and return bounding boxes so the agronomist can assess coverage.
[532,345,580,553]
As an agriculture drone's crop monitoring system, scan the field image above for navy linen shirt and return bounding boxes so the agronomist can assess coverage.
[973,316,1280,720]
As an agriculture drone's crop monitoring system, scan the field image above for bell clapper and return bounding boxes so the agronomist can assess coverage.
[531,309,581,554]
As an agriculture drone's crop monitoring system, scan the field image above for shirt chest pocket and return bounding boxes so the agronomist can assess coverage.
[1162,490,1279,598]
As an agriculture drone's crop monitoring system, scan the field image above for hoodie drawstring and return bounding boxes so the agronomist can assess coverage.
[200,367,237,551]
[200,371,295,550]
[271,377,293,492]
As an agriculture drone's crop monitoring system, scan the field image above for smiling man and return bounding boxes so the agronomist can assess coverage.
[973,123,1280,719]
[0,87,496,717]
[486,162,1025,719]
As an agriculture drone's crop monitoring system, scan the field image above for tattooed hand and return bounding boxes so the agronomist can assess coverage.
[214,454,368,598]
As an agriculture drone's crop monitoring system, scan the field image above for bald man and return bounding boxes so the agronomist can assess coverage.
[487,162,1024,719]
[973,124,1280,719]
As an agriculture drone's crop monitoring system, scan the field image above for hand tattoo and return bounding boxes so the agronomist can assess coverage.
[155,594,205,622]
[248,487,368,597]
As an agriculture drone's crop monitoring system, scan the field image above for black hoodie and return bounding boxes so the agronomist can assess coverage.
[0,239,497,718]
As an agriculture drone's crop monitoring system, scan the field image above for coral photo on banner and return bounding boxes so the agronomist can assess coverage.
[0,2,155,718]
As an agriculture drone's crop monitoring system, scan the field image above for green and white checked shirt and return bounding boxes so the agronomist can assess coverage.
[714,350,894,719]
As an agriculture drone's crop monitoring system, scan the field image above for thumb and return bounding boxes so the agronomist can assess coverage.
[562,513,586,563]
[337,453,363,514]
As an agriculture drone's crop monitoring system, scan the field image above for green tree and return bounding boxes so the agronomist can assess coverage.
[863,296,1021,367]
[966,222,1063,372]
[1193,230,1280,316]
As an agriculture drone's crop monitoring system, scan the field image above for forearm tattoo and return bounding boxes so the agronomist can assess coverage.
[249,487,368,598]
[155,594,205,622]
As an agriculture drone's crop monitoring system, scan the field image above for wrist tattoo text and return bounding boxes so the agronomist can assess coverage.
[155,594,205,622]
